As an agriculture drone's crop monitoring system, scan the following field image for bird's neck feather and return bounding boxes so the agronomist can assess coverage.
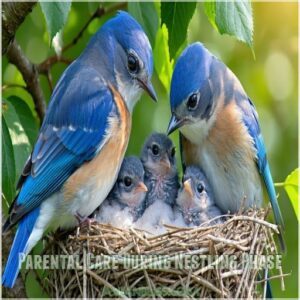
[115,71,142,113]
[180,62,245,146]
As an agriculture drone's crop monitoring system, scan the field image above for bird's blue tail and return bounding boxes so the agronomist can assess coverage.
[262,163,285,252]
[266,281,273,299]
[2,208,39,288]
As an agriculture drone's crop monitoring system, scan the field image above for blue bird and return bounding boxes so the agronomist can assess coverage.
[95,156,148,226]
[167,42,284,249]
[175,166,222,227]
[2,11,157,288]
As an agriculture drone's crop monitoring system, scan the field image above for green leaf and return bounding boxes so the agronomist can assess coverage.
[2,100,32,181]
[7,96,39,147]
[2,114,16,212]
[283,169,298,219]
[161,2,197,59]
[204,1,253,49]
[40,1,71,42]
[204,1,217,30]
[128,2,159,48]
[154,24,174,92]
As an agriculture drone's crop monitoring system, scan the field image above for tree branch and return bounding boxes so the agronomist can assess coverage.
[2,2,37,55]
[6,40,46,122]
[37,2,127,76]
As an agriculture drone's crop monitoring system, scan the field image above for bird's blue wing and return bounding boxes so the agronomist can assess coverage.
[240,97,284,234]
[4,64,116,230]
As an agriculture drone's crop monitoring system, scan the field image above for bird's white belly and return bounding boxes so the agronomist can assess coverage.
[196,144,263,213]
[63,175,116,220]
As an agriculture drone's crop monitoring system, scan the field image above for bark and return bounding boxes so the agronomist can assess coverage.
[6,40,46,121]
[2,2,37,55]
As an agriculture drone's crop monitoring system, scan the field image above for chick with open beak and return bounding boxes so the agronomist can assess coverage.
[94,156,147,228]
[175,166,223,227]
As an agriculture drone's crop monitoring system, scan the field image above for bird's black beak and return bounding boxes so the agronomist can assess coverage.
[138,79,157,102]
[167,114,185,135]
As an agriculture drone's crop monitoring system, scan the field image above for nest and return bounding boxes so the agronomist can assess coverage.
[40,207,285,298]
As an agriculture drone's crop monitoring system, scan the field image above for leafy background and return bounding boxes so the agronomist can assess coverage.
[2,1,298,298]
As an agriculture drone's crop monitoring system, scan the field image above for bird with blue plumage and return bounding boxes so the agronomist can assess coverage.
[167,42,285,250]
[2,11,157,289]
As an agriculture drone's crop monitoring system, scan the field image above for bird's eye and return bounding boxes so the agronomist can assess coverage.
[127,54,139,74]
[151,144,160,156]
[187,93,199,110]
[124,176,132,187]
[171,147,176,157]
[197,183,204,193]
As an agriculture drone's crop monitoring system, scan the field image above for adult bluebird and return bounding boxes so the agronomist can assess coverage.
[95,156,148,226]
[3,11,157,288]
[167,42,284,248]
[175,166,222,226]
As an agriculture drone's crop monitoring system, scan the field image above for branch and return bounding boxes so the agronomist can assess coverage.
[37,56,72,75]
[37,2,127,75]
[2,2,37,55]
[6,40,46,122]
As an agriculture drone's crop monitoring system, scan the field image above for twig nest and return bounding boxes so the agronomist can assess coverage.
[42,208,285,298]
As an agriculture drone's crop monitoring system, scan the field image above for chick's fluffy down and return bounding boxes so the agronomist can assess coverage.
[95,201,134,229]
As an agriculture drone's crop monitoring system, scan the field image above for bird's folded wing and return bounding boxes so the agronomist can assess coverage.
[240,97,284,230]
[5,67,116,230]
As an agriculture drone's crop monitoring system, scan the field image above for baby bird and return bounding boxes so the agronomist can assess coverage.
[136,133,179,234]
[95,156,148,228]
[175,166,222,227]
[142,133,179,207]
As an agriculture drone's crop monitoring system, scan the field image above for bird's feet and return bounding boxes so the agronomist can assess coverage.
[75,212,97,228]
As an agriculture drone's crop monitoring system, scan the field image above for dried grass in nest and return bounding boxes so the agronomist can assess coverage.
[41,207,286,298]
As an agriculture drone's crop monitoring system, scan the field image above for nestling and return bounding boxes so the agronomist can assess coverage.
[175,166,222,227]
[136,133,179,234]
[95,156,148,227]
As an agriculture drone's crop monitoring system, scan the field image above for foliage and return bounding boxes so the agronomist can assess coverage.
[276,168,299,219]
[1,1,298,298]
[204,1,253,51]
[154,24,173,93]
[40,1,72,43]
[2,114,16,214]
[161,2,197,59]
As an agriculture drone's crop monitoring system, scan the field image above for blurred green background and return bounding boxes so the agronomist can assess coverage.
[2,2,298,298]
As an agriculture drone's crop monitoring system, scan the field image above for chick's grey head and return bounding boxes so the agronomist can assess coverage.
[176,166,215,217]
[141,133,177,177]
[110,156,147,209]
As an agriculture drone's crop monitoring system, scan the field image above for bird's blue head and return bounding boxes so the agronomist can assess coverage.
[167,43,217,136]
[93,11,157,110]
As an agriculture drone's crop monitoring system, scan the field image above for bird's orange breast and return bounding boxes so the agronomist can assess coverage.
[63,85,131,202]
